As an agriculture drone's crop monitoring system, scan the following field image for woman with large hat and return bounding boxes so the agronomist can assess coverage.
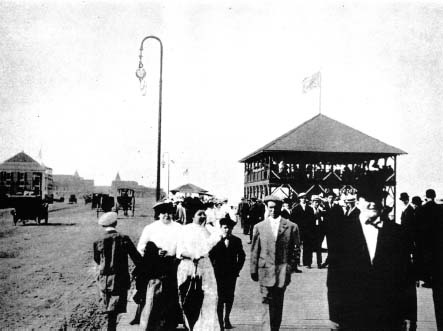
[176,200,222,330]
[132,200,182,330]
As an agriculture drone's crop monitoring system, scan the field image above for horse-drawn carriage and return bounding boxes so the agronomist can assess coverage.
[9,195,49,225]
[116,188,135,216]
[94,193,116,218]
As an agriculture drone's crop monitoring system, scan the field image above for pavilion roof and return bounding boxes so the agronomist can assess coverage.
[170,183,208,194]
[240,114,406,162]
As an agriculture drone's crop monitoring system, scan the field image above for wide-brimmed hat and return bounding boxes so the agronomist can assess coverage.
[298,192,307,199]
[98,211,118,226]
[153,200,175,214]
[311,195,320,202]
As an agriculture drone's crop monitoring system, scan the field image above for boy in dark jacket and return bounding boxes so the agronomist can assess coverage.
[93,212,141,330]
[209,217,246,330]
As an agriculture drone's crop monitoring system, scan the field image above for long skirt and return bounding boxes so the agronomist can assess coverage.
[139,275,180,331]
[177,257,219,331]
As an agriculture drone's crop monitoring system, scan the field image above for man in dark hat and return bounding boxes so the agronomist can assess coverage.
[398,192,421,329]
[251,195,300,331]
[421,189,443,329]
[93,212,141,330]
[344,196,359,219]
[209,217,246,330]
[327,185,410,329]
[321,192,344,269]
[291,192,316,268]
[237,197,250,235]
[247,197,265,244]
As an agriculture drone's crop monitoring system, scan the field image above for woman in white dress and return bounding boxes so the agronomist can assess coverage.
[176,205,222,331]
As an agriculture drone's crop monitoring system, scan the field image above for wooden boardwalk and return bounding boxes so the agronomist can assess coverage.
[118,225,437,330]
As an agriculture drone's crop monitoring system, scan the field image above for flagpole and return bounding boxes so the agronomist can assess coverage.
[319,72,322,114]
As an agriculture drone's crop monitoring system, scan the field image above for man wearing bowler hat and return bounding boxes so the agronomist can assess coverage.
[250,195,300,331]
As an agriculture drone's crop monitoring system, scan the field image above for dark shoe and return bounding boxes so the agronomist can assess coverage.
[306,265,312,269]
[129,318,140,325]
[321,263,328,268]
[318,265,323,269]
[247,241,252,244]
[129,304,142,325]
[293,268,302,273]
[224,320,233,329]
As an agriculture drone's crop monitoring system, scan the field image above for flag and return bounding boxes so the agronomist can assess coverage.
[38,148,42,160]
[183,168,189,176]
[302,72,321,93]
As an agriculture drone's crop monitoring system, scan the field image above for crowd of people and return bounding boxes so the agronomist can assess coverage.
[92,185,443,330]
[93,197,245,331]
[245,159,395,185]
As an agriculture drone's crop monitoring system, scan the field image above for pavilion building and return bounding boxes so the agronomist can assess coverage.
[240,114,406,212]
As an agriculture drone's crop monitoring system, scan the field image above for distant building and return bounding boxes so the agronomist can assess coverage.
[52,171,94,198]
[0,152,53,198]
[111,172,156,198]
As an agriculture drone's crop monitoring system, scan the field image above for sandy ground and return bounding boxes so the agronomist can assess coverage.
[0,197,156,329]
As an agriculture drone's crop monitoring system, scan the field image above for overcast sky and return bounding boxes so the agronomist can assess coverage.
[1,0,442,202]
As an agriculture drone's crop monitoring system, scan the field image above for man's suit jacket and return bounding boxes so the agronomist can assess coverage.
[250,217,300,288]
[323,203,344,263]
[249,203,265,225]
[327,214,410,327]
[209,234,246,280]
[344,206,359,219]
[291,204,315,242]
[237,202,250,219]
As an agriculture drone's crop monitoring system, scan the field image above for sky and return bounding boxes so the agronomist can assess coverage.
[1,0,442,202]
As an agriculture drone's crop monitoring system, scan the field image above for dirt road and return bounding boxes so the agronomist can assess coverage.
[0,198,155,329]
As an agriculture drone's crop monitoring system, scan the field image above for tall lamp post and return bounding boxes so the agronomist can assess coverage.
[135,36,163,201]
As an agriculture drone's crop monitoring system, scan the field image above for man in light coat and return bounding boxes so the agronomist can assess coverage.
[250,195,300,331]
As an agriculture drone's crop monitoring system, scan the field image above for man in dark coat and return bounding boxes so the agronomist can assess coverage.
[310,195,325,268]
[248,197,265,244]
[321,192,344,268]
[327,187,410,329]
[291,193,315,268]
[421,189,443,329]
[344,196,359,219]
[237,197,250,235]
[399,192,420,329]
[93,212,141,331]
[209,217,246,330]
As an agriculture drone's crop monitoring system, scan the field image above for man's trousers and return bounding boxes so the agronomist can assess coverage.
[260,285,286,331]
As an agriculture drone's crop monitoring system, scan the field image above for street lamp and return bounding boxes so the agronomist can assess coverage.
[136,36,163,201]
